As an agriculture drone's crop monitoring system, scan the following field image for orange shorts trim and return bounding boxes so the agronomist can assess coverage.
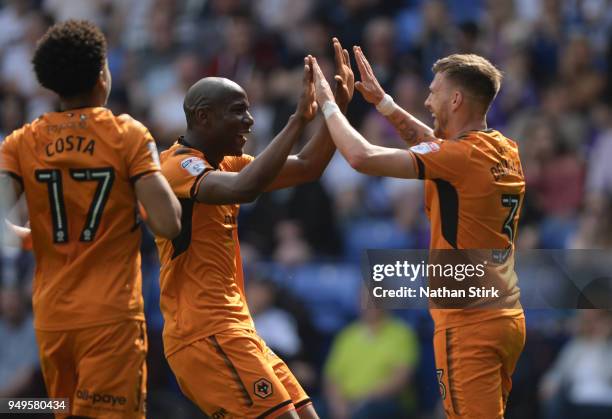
[167,328,309,418]
[433,316,526,419]
[257,399,293,418]
[36,320,147,419]
[294,398,313,413]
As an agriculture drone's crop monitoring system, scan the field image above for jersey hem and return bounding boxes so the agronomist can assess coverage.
[164,323,255,357]
[431,308,524,331]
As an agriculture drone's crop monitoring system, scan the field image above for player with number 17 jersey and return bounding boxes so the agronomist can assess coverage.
[0,108,160,330]
[0,20,181,419]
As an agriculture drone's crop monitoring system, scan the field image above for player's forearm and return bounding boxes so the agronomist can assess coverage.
[0,175,25,247]
[292,95,350,179]
[385,105,435,147]
[293,120,336,180]
[238,115,306,195]
[324,110,375,171]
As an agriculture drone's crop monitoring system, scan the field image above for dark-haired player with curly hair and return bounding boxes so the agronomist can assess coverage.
[0,20,182,418]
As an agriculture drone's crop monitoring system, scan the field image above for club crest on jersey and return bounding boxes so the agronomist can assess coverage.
[253,378,273,399]
[181,157,206,176]
[410,142,440,155]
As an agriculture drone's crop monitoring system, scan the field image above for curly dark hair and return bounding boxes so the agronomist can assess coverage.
[32,20,107,98]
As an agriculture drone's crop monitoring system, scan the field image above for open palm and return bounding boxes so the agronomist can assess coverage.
[353,45,385,104]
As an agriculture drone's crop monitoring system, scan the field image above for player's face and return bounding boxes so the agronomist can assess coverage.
[218,91,254,156]
[424,72,451,138]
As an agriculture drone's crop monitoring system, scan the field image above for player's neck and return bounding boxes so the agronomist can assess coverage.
[447,116,487,140]
[183,131,223,168]
[59,94,105,112]
[201,148,223,168]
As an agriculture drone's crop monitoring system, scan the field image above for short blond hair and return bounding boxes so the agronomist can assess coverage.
[432,54,503,111]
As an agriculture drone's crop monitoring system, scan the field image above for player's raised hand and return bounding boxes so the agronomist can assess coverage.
[332,37,354,110]
[295,56,318,122]
[353,45,386,104]
[311,56,335,108]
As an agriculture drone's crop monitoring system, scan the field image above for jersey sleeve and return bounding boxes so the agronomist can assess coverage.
[123,119,162,181]
[409,139,471,181]
[0,130,23,183]
[225,154,255,172]
[161,152,214,199]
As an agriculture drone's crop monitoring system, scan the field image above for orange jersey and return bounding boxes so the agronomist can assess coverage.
[409,129,525,329]
[0,107,160,331]
[156,141,255,356]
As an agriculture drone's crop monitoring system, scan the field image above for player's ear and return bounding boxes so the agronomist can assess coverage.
[97,60,112,103]
[451,90,463,111]
[195,106,212,127]
[101,60,111,86]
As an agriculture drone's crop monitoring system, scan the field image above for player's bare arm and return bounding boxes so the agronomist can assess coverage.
[195,58,317,205]
[267,38,355,190]
[135,172,182,239]
[353,46,435,147]
[0,174,24,246]
[311,57,418,179]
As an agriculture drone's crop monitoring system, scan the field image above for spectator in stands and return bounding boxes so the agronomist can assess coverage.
[0,285,39,397]
[324,292,419,419]
[521,116,584,218]
[247,278,302,359]
[539,310,612,419]
[568,193,612,249]
[586,104,612,195]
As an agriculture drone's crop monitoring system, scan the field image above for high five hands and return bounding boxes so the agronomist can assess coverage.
[298,37,355,121]
[331,37,354,111]
[311,41,384,109]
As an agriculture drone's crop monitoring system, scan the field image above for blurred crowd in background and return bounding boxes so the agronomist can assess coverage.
[1,0,612,418]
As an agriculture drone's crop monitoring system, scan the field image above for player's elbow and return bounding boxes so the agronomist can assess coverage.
[149,202,182,239]
[162,215,182,239]
[151,216,181,240]
[237,189,261,203]
[347,149,369,172]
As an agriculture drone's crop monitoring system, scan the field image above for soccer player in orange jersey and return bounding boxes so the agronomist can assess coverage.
[155,40,353,419]
[0,20,181,418]
[311,50,526,419]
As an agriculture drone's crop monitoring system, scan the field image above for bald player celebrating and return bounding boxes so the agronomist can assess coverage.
[311,49,526,419]
[155,40,353,419]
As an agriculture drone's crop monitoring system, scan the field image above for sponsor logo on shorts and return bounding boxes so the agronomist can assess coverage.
[76,389,127,407]
[253,378,273,399]
[211,407,228,418]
